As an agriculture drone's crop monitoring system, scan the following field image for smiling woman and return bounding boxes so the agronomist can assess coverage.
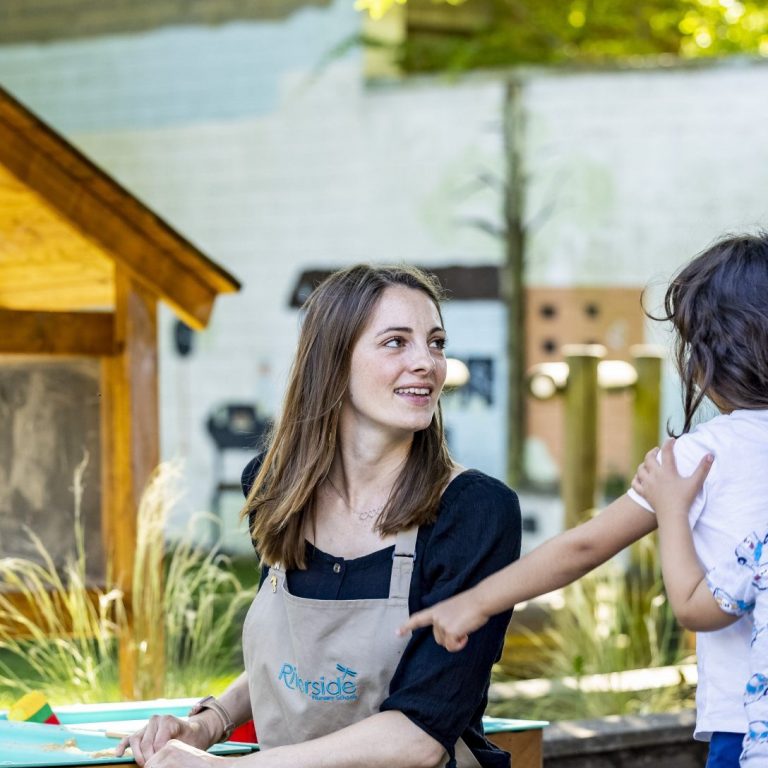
[117,265,522,768]
[247,266,455,569]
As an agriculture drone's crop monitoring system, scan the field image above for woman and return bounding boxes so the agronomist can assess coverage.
[118,265,521,768]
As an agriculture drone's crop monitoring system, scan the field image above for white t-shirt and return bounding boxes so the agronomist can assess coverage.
[706,530,768,765]
[627,408,768,741]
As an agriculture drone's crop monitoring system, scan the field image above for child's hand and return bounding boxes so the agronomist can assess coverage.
[397,590,490,652]
[631,439,713,519]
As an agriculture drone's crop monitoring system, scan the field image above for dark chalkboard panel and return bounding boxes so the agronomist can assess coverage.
[0,359,103,584]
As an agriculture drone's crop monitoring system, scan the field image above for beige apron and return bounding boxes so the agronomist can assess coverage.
[242,527,482,768]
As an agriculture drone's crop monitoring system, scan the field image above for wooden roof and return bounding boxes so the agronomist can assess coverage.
[0,85,240,330]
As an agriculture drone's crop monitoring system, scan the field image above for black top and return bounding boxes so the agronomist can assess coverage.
[242,459,522,768]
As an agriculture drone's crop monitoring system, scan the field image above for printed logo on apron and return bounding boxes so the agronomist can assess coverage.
[277,662,359,702]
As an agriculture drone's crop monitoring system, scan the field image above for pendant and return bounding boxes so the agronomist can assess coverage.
[270,573,278,593]
[358,505,384,522]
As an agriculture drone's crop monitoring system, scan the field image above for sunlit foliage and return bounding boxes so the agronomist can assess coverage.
[355,0,467,22]
[357,0,768,71]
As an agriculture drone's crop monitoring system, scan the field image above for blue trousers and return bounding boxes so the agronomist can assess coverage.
[706,732,744,768]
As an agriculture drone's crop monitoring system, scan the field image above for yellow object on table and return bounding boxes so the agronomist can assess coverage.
[8,692,61,725]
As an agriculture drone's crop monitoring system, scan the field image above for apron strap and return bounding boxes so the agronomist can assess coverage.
[389,527,418,600]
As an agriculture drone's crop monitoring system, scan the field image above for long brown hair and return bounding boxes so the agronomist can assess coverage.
[244,264,453,569]
[658,232,768,435]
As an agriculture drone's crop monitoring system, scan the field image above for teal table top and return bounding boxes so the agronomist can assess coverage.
[0,700,546,766]
[482,716,548,733]
[0,720,257,767]
[1,700,547,730]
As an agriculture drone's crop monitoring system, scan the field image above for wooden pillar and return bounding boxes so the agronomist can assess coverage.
[630,344,665,470]
[628,345,664,572]
[562,344,605,529]
[100,269,160,699]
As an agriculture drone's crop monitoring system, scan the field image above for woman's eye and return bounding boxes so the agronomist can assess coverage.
[384,337,404,348]
[430,337,447,350]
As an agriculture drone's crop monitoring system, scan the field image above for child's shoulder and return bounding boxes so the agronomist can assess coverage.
[667,413,739,481]
[676,410,768,482]
[684,409,768,450]
[682,411,742,448]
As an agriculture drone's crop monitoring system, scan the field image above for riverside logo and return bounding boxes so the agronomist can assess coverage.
[277,662,359,702]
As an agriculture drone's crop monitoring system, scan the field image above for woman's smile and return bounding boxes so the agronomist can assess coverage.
[393,385,434,407]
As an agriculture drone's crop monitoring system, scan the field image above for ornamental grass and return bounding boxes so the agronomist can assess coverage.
[0,458,255,706]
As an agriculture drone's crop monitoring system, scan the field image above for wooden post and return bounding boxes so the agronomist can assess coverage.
[101,269,160,699]
[628,345,664,572]
[630,344,665,470]
[562,344,605,529]
[502,78,527,489]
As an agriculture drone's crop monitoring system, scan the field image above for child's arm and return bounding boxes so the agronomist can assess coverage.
[399,492,659,650]
[632,439,734,631]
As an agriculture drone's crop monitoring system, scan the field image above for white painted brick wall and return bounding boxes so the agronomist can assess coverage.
[523,64,768,291]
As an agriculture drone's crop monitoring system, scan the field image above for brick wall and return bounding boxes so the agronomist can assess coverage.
[522,63,768,292]
[0,3,356,131]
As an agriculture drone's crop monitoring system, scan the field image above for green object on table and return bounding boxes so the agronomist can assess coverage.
[0,721,257,767]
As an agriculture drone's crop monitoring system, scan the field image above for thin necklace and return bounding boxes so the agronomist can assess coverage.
[325,475,385,522]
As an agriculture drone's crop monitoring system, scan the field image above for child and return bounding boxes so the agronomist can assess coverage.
[634,438,766,767]
[400,232,768,767]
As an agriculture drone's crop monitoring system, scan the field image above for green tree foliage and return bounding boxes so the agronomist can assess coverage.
[359,0,768,72]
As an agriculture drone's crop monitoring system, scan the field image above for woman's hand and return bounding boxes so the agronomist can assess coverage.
[115,714,219,767]
[631,439,713,520]
[144,740,235,767]
[398,588,489,652]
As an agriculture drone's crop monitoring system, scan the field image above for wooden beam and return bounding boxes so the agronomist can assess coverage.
[0,309,114,355]
[100,270,161,698]
[0,88,240,330]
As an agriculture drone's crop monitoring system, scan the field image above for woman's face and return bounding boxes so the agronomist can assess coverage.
[344,285,447,438]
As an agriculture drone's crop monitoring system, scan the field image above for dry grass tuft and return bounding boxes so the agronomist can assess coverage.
[0,458,255,705]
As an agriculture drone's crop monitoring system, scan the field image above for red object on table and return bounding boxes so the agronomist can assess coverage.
[231,719,257,743]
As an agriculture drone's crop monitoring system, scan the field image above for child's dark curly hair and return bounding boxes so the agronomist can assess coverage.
[661,232,768,435]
